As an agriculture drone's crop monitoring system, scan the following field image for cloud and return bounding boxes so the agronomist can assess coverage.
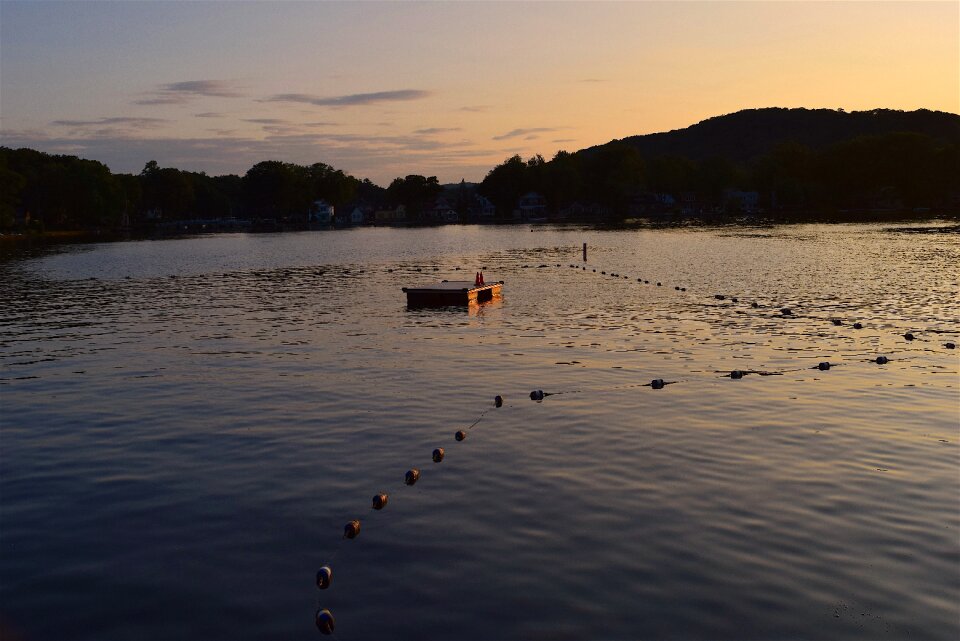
[134,80,244,105]
[195,112,224,118]
[459,105,490,113]
[51,117,168,131]
[263,89,432,107]
[160,80,243,97]
[243,118,287,125]
[0,128,501,185]
[413,127,463,135]
[492,127,562,141]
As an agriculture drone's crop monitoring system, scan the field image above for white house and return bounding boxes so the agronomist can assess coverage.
[309,200,334,224]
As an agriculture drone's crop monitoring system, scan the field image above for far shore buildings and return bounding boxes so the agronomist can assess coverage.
[309,200,334,224]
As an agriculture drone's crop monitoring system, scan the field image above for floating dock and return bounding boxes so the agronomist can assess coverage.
[402,280,503,306]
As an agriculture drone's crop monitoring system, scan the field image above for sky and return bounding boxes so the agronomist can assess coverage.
[1,1,957,186]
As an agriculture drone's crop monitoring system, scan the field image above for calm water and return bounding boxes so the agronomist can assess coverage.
[1,224,958,641]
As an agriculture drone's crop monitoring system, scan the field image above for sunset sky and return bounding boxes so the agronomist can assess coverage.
[1,1,957,186]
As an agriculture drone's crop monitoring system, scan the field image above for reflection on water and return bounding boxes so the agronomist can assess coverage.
[1,223,958,641]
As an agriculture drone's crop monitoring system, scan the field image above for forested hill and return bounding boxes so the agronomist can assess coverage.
[585,108,960,161]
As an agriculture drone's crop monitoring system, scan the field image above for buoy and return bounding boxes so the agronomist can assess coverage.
[644,280,649,284]
[751,302,759,308]
[387,268,393,273]
[853,322,863,329]
[343,520,361,539]
[946,342,956,349]
[657,282,662,286]
[592,269,596,272]
[818,362,831,371]
[405,468,421,485]
[601,271,606,275]
[730,370,744,379]
[715,294,725,300]
[780,308,792,316]
[875,356,889,364]
[495,395,503,407]
[681,287,686,291]
[432,448,445,463]
[316,566,332,590]
[832,319,843,326]
[316,608,335,635]
[731,297,738,303]
[530,390,545,401]
[455,430,467,441]
[903,332,914,341]
[651,379,665,389]
[675,286,680,290]
[372,493,388,510]
[475,272,481,286]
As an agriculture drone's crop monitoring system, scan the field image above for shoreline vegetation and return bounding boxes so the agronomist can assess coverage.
[2,108,958,241]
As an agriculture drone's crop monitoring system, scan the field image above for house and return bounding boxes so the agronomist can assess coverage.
[309,200,334,224]
[516,192,547,220]
[723,189,760,214]
[474,195,496,221]
[374,204,406,225]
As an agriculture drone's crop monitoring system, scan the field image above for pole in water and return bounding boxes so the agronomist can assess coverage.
[343,519,361,539]
[583,242,587,262]
[316,566,333,590]
[372,493,389,510]
[316,608,335,635]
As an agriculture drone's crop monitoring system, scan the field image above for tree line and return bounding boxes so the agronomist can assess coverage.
[0,145,469,231]
[2,127,958,231]
[478,132,959,218]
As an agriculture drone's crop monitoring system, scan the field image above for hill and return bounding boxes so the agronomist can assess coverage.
[584,108,960,161]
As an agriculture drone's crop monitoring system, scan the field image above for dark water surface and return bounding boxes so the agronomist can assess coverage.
[1,224,958,640]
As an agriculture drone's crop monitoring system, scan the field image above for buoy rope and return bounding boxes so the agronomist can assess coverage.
[314,255,956,635]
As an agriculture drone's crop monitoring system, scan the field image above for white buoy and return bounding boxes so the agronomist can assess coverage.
[316,608,335,635]
[316,566,332,590]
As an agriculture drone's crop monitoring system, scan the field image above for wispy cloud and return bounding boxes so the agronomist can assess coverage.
[263,89,432,107]
[195,112,224,118]
[161,80,243,97]
[414,127,462,135]
[459,105,490,113]
[243,118,287,125]
[493,127,562,141]
[51,117,168,128]
[134,80,244,105]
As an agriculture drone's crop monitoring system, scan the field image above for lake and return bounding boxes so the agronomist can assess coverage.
[1,223,958,640]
